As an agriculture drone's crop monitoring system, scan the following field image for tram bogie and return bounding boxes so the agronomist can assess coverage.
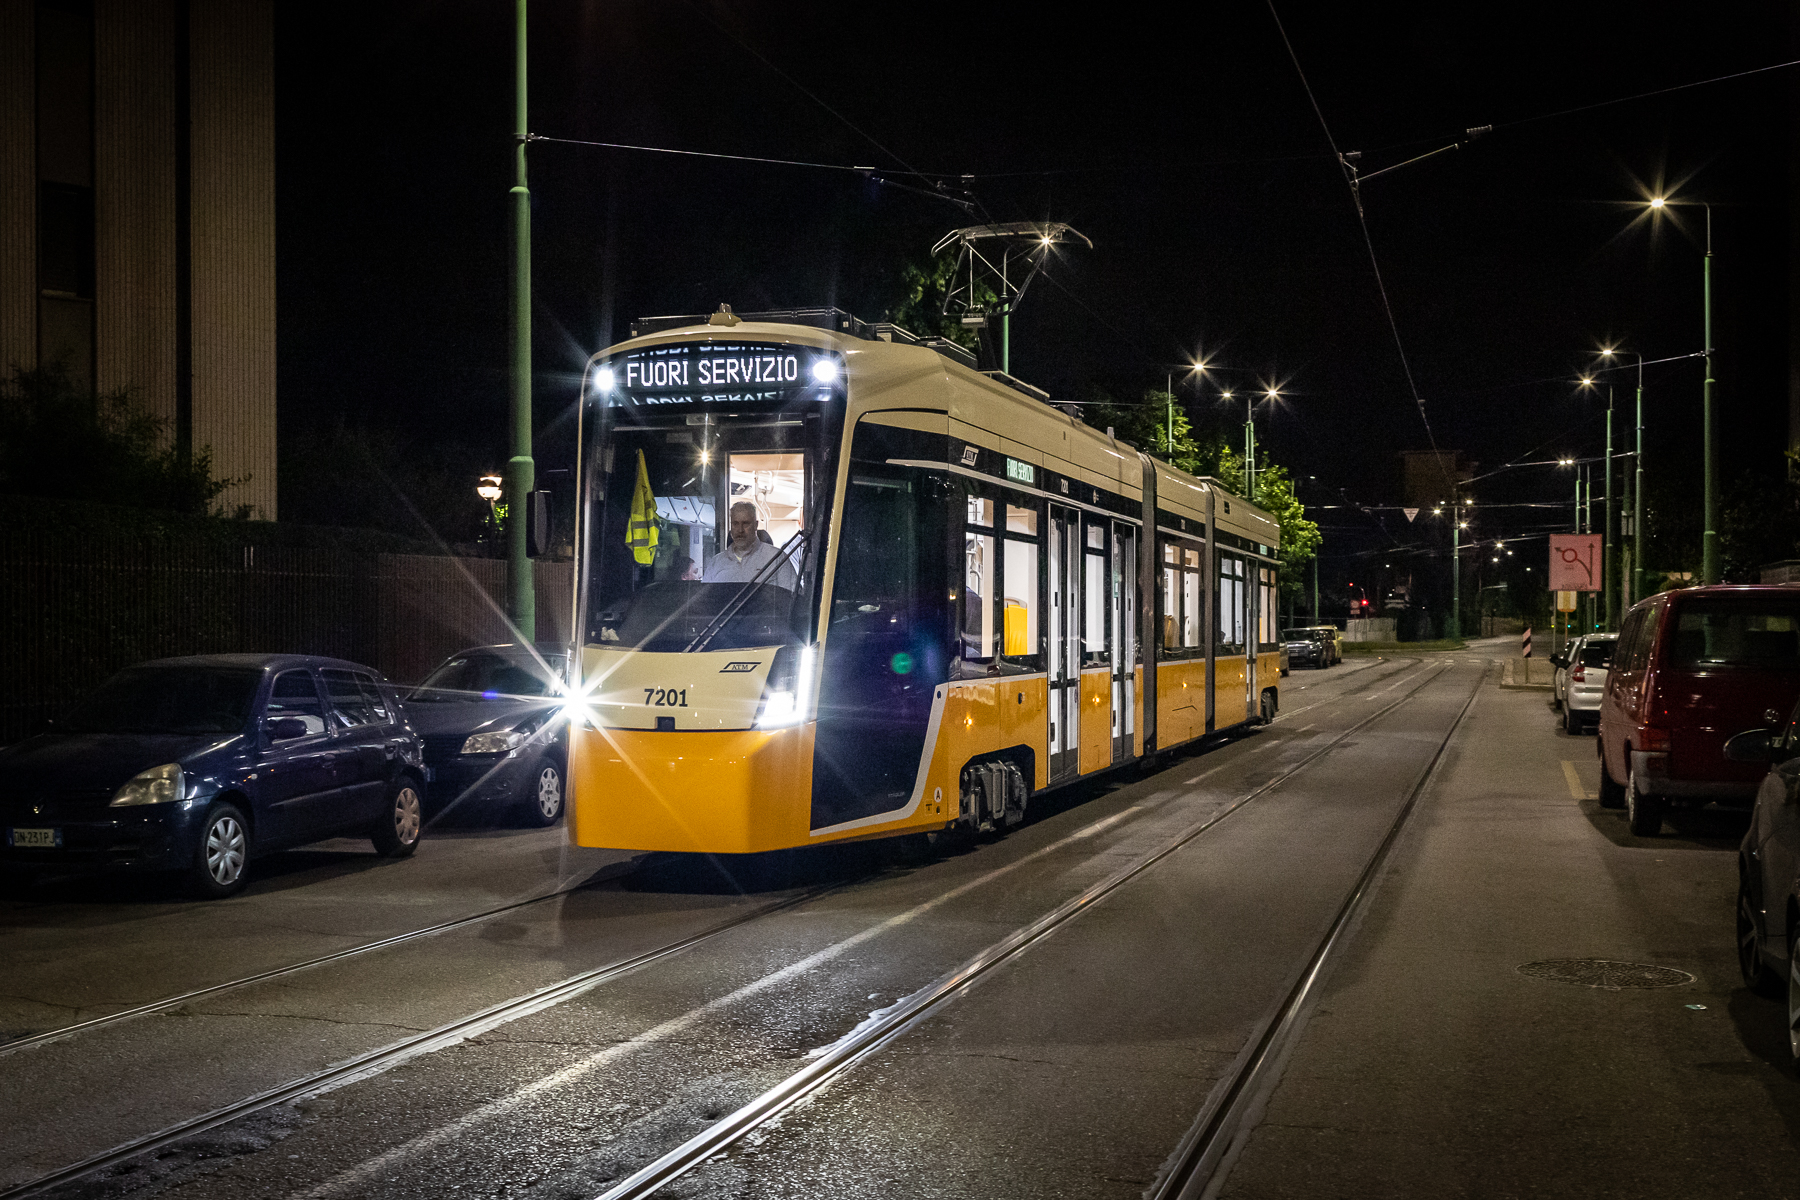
[564,309,1282,856]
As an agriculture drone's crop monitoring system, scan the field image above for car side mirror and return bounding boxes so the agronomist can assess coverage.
[1723,728,1779,765]
[267,717,308,741]
[1549,654,1567,669]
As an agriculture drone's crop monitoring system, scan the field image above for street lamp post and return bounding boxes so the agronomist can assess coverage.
[1600,348,1647,611]
[1702,203,1717,584]
[1648,195,1717,584]
[506,0,537,639]
[1449,501,1465,641]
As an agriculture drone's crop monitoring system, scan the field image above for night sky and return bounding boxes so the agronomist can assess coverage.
[273,2,1795,610]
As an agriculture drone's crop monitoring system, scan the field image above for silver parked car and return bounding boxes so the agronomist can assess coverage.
[1551,633,1616,735]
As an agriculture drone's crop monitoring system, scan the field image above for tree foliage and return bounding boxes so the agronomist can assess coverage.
[1079,387,1320,601]
[0,363,247,515]
[883,253,998,351]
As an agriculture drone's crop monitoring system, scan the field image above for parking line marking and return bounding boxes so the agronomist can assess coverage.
[1560,759,1594,801]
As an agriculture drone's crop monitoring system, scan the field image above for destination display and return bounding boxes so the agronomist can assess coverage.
[594,343,840,407]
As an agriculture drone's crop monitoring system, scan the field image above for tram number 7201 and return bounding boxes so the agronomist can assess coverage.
[644,688,690,707]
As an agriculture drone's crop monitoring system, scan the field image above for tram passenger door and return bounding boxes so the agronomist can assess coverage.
[1112,522,1136,762]
[1245,563,1258,721]
[1048,505,1080,781]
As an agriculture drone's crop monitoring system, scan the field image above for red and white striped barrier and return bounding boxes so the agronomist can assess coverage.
[1522,627,1532,658]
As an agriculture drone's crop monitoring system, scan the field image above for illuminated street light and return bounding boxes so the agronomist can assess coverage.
[477,473,504,539]
[1649,196,1666,209]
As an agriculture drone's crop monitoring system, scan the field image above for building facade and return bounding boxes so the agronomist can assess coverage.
[1,0,275,518]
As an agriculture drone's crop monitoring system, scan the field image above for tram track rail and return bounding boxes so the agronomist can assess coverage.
[1148,662,1484,1199]
[0,882,838,1200]
[0,657,1413,1065]
[0,652,1470,1200]
[0,860,643,1059]
[588,659,1472,1200]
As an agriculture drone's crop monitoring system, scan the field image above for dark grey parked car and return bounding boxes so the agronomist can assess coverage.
[1730,698,1800,1061]
[404,644,569,826]
[0,655,426,897]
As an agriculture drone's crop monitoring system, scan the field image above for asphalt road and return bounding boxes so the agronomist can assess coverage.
[2,645,1787,1200]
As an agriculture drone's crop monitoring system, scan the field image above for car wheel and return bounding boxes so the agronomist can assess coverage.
[1738,871,1781,996]
[1626,756,1663,836]
[1789,926,1800,1065]
[371,779,422,857]
[188,801,249,899]
[1597,754,1626,809]
[525,758,565,827]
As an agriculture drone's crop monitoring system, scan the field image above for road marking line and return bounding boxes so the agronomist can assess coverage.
[1070,807,1141,838]
[293,805,1149,1199]
[1560,760,1594,801]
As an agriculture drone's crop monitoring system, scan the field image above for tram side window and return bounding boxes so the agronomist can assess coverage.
[1083,520,1108,667]
[1161,542,1179,651]
[1158,538,1203,658]
[1258,565,1278,650]
[1216,553,1246,655]
[962,491,996,662]
[1002,502,1041,665]
[1182,548,1203,650]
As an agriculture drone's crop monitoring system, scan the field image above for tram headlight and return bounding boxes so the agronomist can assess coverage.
[593,366,616,393]
[754,644,815,729]
[810,358,840,385]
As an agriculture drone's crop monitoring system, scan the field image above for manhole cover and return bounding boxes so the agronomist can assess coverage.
[1516,959,1695,990]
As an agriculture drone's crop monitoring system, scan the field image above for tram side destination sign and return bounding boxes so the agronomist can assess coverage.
[596,343,836,408]
[1548,533,1603,593]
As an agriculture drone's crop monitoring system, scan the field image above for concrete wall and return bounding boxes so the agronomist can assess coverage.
[0,0,35,376]
[95,0,179,427]
[2,0,276,520]
[189,0,276,519]
[1344,617,1398,643]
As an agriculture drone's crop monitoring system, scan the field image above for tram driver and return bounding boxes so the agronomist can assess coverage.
[704,501,797,591]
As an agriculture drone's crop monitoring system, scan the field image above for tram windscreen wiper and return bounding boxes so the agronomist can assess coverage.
[685,529,808,654]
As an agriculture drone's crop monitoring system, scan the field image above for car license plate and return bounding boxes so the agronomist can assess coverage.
[7,827,61,848]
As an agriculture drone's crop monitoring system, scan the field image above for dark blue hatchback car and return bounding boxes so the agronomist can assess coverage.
[405,643,568,825]
[0,654,427,897]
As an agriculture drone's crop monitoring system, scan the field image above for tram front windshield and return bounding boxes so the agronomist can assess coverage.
[580,341,844,654]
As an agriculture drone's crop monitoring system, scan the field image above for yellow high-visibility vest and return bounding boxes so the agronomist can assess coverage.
[626,450,659,565]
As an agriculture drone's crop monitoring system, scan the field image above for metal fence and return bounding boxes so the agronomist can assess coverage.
[1,521,572,744]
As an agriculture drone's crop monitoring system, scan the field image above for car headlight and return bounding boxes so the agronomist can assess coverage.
[461,728,531,755]
[110,763,185,807]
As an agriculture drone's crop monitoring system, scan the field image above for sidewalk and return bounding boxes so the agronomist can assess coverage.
[1217,667,1799,1198]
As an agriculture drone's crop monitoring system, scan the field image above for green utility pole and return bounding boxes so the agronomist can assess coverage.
[507,0,536,639]
[1312,554,1319,623]
[1002,311,1010,376]
[1604,390,1615,630]
[1701,204,1718,584]
[1165,373,1173,459]
[1448,502,1461,641]
[1634,361,1644,604]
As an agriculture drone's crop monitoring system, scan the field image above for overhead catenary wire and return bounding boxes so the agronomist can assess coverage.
[1262,0,1450,498]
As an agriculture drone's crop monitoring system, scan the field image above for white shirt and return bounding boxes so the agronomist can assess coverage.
[703,539,798,590]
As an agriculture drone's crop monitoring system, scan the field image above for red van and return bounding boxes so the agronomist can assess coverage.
[1598,585,1800,836]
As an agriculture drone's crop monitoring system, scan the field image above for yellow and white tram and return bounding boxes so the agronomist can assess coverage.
[564,309,1282,854]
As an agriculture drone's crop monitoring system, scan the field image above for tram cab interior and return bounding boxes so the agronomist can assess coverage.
[567,309,1282,856]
